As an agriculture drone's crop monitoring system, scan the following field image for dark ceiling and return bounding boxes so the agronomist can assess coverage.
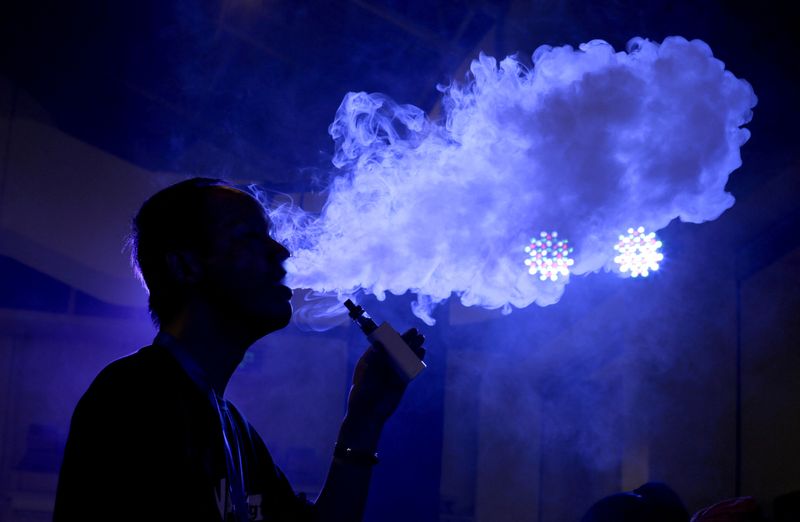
[1,0,798,197]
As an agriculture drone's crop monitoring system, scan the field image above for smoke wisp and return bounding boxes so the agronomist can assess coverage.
[270,36,756,325]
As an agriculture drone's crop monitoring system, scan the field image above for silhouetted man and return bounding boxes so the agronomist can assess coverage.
[54,178,424,521]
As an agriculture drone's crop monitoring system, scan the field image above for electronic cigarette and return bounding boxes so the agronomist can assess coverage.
[344,299,427,381]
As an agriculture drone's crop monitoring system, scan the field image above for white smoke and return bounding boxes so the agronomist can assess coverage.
[270,36,756,325]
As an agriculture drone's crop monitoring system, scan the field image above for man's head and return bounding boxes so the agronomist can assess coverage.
[130,178,292,337]
[581,482,689,522]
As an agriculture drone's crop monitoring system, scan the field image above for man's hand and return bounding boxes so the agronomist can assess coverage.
[339,329,425,450]
[317,329,425,521]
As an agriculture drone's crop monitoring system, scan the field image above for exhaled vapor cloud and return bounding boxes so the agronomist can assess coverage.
[270,36,757,326]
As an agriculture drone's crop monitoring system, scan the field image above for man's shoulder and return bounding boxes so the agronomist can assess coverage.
[79,344,187,408]
[94,344,176,384]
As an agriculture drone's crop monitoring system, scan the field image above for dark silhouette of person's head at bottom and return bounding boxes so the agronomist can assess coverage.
[581,482,690,522]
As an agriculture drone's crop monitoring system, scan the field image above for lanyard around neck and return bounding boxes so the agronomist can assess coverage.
[154,332,250,522]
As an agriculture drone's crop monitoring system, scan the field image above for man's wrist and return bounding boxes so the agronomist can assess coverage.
[333,442,380,466]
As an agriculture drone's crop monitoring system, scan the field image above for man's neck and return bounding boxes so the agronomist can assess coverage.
[161,306,254,395]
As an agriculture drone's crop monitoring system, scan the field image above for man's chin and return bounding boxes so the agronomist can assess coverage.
[258,300,293,335]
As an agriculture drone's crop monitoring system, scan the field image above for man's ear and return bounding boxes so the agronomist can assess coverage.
[165,251,203,286]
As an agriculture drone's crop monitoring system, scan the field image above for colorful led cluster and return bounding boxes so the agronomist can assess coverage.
[524,231,575,281]
[613,226,664,277]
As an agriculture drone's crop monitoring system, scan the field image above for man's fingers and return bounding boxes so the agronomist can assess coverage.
[401,328,426,360]
[401,328,424,347]
[362,343,395,374]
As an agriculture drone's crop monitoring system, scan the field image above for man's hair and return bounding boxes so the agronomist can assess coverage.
[128,177,234,327]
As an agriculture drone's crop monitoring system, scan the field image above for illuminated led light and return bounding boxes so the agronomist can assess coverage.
[613,226,664,277]
[524,231,575,281]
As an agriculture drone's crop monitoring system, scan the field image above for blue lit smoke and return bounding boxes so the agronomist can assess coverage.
[270,36,756,325]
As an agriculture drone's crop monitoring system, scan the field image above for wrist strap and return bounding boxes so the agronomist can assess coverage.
[334,443,379,466]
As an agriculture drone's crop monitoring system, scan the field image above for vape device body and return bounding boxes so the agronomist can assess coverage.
[344,299,427,381]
